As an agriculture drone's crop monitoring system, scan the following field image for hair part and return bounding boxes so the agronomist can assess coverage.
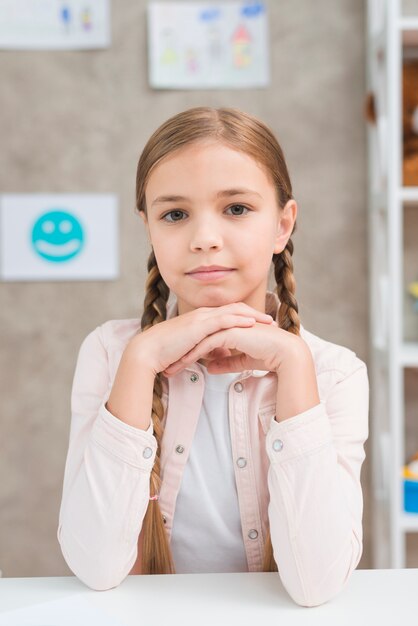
[135,106,299,575]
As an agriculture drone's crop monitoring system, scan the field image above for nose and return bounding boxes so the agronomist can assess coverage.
[189,214,223,252]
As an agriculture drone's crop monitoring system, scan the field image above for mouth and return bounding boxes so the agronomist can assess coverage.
[186,269,236,282]
[34,239,81,256]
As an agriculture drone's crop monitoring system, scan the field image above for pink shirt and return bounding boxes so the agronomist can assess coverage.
[57,291,369,607]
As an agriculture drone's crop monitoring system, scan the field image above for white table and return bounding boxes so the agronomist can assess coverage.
[0,569,417,624]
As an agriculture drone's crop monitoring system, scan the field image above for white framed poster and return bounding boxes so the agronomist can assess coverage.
[148,1,270,89]
[0,0,111,49]
[0,193,119,281]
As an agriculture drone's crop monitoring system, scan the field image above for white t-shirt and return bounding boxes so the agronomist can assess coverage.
[170,364,249,573]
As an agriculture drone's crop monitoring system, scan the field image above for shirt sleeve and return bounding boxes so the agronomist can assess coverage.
[57,325,157,591]
[265,359,369,607]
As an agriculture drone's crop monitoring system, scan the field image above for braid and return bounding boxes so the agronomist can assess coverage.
[262,229,300,573]
[272,237,300,335]
[140,249,175,574]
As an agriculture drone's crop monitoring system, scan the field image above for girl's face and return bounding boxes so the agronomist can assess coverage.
[141,140,297,315]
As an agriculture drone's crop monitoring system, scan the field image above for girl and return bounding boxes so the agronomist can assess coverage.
[57,107,369,607]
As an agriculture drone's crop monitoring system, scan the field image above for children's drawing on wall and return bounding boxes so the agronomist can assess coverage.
[160,28,178,66]
[148,1,270,89]
[0,0,110,49]
[60,4,72,34]
[232,23,251,68]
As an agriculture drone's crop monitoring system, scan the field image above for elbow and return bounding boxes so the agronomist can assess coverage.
[76,572,122,592]
[288,575,352,608]
[69,555,124,592]
[286,585,336,608]
[290,589,339,608]
[285,532,363,608]
[57,525,131,592]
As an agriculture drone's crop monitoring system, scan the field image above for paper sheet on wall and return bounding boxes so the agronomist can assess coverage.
[0,593,128,626]
[0,0,110,49]
[0,193,119,281]
[147,1,270,89]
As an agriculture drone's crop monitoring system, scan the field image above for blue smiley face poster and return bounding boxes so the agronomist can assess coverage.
[0,194,119,281]
[31,210,85,263]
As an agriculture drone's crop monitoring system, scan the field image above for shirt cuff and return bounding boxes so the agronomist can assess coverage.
[266,402,333,464]
[89,401,157,470]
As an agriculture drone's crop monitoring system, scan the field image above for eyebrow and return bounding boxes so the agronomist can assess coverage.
[150,188,262,207]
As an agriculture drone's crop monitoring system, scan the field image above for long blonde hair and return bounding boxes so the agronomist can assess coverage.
[135,107,299,574]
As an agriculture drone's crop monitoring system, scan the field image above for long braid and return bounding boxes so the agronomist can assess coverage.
[140,249,175,574]
[262,229,299,573]
[273,237,300,336]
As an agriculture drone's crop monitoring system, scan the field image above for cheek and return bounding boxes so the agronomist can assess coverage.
[240,223,277,254]
[152,240,182,284]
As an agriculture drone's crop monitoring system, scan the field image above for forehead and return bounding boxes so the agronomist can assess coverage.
[145,140,273,193]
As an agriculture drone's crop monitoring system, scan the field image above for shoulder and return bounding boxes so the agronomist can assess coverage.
[74,319,144,388]
[94,318,143,351]
[299,323,367,381]
[78,318,143,357]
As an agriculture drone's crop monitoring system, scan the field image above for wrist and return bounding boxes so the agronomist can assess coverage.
[274,343,320,422]
[125,337,158,377]
[274,338,313,374]
[107,344,157,431]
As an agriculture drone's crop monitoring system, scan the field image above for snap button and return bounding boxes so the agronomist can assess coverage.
[236,457,247,468]
[175,445,185,454]
[248,529,258,540]
[190,373,199,383]
[272,439,283,452]
[143,447,153,459]
[234,382,243,393]
[162,515,167,524]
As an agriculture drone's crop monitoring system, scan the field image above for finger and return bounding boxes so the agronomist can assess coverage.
[206,347,232,360]
[165,349,234,376]
[180,331,229,366]
[204,309,273,334]
[232,308,274,324]
[164,346,231,375]
[198,315,255,344]
[193,310,272,352]
[220,303,275,324]
[164,360,182,373]
[206,354,248,374]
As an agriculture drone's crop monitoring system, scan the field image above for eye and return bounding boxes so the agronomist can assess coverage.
[42,220,55,234]
[160,204,251,222]
[226,204,251,216]
[59,220,73,234]
[161,210,187,223]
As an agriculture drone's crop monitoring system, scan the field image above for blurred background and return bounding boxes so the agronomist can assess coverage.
[0,0,416,577]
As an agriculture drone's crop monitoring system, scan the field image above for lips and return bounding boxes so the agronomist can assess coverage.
[187,265,233,274]
[186,268,235,282]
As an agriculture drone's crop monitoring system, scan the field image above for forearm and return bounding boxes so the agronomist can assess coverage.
[58,402,157,590]
[275,344,320,422]
[267,425,361,607]
[106,343,156,430]
[59,329,159,590]
[266,362,369,606]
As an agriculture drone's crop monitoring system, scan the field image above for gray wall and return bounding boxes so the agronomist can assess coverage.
[0,0,375,577]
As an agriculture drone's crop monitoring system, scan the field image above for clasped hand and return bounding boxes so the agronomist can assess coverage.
[163,317,301,377]
[133,302,307,378]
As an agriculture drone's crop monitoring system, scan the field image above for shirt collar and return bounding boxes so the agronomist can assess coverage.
[165,291,305,379]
